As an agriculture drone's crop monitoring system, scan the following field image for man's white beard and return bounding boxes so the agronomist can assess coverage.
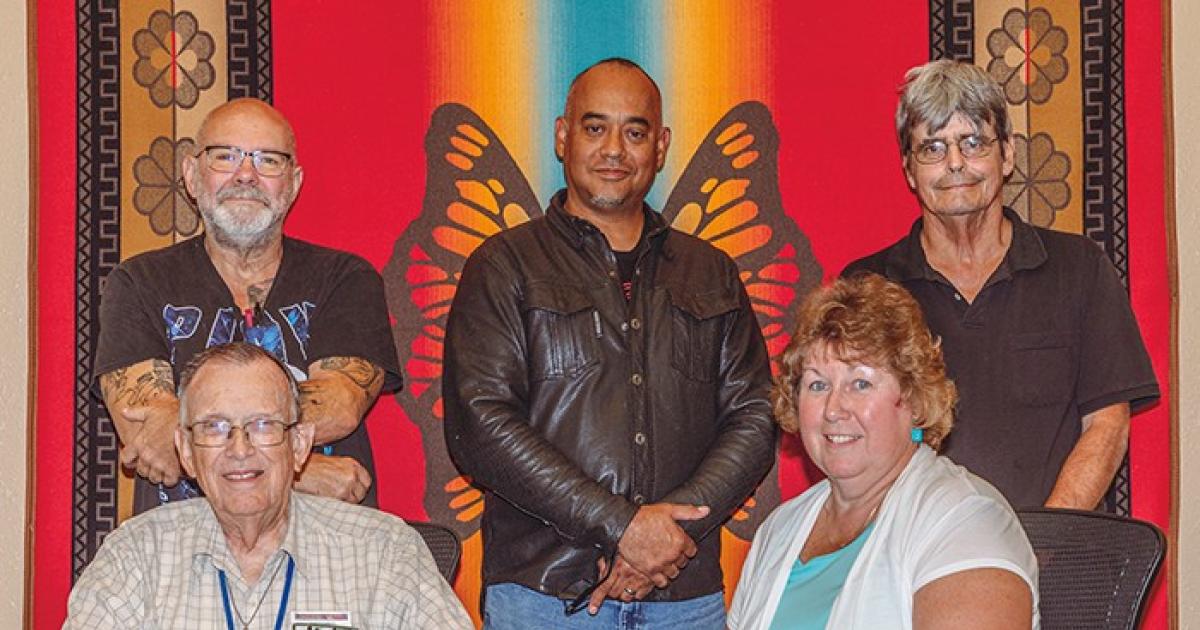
[198,185,287,251]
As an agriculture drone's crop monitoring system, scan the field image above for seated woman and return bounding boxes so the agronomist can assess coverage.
[728,274,1039,629]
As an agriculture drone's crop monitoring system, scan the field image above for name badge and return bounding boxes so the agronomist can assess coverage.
[291,610,355,629]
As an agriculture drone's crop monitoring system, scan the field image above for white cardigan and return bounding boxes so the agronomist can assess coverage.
[728,446,1040,629]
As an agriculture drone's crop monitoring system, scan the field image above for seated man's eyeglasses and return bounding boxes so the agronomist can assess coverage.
[911,134,998,164]
[198,145,293,177]
[187,417,298,448]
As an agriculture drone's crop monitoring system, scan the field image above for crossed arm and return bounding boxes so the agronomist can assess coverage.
[100,359,181,485]
[99,354,384,502]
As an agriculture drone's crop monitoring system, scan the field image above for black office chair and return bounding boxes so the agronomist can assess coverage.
[409,520,462,583]
[1017,507,1165,630]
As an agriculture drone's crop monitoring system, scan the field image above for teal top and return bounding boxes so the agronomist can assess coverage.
[768,521,876,630]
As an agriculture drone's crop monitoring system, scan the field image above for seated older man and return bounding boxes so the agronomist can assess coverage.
[66,343,471,629]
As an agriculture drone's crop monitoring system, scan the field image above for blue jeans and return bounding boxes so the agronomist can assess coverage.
[483,583,726,629]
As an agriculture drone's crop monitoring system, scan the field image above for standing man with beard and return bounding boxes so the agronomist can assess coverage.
[95,98,401,514]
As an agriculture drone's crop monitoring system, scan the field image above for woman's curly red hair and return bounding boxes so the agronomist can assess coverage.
[772,273,957,449]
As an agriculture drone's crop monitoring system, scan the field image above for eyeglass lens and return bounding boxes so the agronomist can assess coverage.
[203,146,290,177]
[191,419,291,447]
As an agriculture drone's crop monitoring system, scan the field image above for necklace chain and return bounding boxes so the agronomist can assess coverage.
[822,501,881,551]
[228,556,286,630]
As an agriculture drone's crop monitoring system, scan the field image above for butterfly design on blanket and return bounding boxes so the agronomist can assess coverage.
[383,101,822,549]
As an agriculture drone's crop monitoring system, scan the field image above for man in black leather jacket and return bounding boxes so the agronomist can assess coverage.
[443,58,777,628]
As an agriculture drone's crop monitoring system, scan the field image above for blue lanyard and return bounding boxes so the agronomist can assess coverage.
[219,555,295,630]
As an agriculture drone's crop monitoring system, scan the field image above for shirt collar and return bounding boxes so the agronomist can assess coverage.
[190,493,305,581]
[884,207,1048,282]
[546,189,670,251]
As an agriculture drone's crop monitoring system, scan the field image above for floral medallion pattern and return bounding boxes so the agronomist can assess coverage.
[1003,132,1071,228]
[133,136,200,236]
[132,10,215,108]
[986,8,1068,105]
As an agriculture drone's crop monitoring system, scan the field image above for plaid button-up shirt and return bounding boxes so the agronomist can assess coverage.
[65,492,472,629]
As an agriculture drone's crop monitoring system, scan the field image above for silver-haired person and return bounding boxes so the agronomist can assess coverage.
[67,343,471,629]
[842,60,1157,510]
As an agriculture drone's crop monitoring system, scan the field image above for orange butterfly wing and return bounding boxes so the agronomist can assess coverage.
[662,101,823,540]
[386,101,822,546]
[383,103,542,542]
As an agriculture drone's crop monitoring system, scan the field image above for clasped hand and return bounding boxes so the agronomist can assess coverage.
[587,502,710,614]
[295,453,372,503]
[119,402,182,486]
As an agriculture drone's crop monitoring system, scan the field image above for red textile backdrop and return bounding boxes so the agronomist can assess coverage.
[32,1,1171,628]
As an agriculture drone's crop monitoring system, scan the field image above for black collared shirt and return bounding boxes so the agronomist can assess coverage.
[844,208,1159,507]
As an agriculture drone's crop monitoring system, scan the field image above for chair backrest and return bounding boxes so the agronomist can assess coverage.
[409,520,462,583]
[1017,507,1164,630]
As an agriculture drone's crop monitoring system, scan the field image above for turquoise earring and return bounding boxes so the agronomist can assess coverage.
[910,427,924,443]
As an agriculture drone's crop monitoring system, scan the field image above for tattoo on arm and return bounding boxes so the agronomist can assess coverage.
[99,367,128,404]
[246,277,275,305]
[101,359,175,407]
[317,356,384,394]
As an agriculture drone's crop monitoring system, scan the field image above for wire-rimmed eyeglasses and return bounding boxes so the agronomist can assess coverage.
[198,145,293,177]
[187,417,298,448]
[910,134,998,165]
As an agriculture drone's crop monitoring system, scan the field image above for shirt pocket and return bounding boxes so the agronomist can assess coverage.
[668,287,740,383]
[522,282,600,381]
[1007,331,1079,407]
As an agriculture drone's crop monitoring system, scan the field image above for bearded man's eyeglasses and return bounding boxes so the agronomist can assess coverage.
[198,145,293,177]
[187,417,298,448]
[910,135,998,165]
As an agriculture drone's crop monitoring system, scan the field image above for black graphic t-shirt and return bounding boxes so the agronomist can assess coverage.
[95,236,402,512]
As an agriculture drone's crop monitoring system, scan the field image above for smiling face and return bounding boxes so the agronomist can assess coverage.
[182,99,304,250]
[175,356,313,524]
[903,112,1013,220]
[555,62,670,219]
[797,343,918,492]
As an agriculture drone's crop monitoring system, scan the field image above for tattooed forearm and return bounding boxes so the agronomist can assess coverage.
[317,356,384,393]
[99,367,129,403]
[133,360,176,404]
[246,277,275,305]
[299,357,383,442]
[101,359,175,407]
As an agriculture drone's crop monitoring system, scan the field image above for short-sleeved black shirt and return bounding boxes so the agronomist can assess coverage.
[95,235,402,512]
[843,209,1159,507]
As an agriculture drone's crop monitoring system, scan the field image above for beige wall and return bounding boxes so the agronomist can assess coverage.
[0,0,29,624]
[1174,0,1200,626]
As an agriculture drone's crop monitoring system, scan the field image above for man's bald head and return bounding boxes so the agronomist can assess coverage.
[183,98,304,252]
[564,58,662,120]
[554,57,670,221]
[195,98,297,156]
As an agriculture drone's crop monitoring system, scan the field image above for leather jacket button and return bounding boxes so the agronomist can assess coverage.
[631,373,643,386]
[634,432,646,445]
[630,318,641,330]
[633,494,645,505]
